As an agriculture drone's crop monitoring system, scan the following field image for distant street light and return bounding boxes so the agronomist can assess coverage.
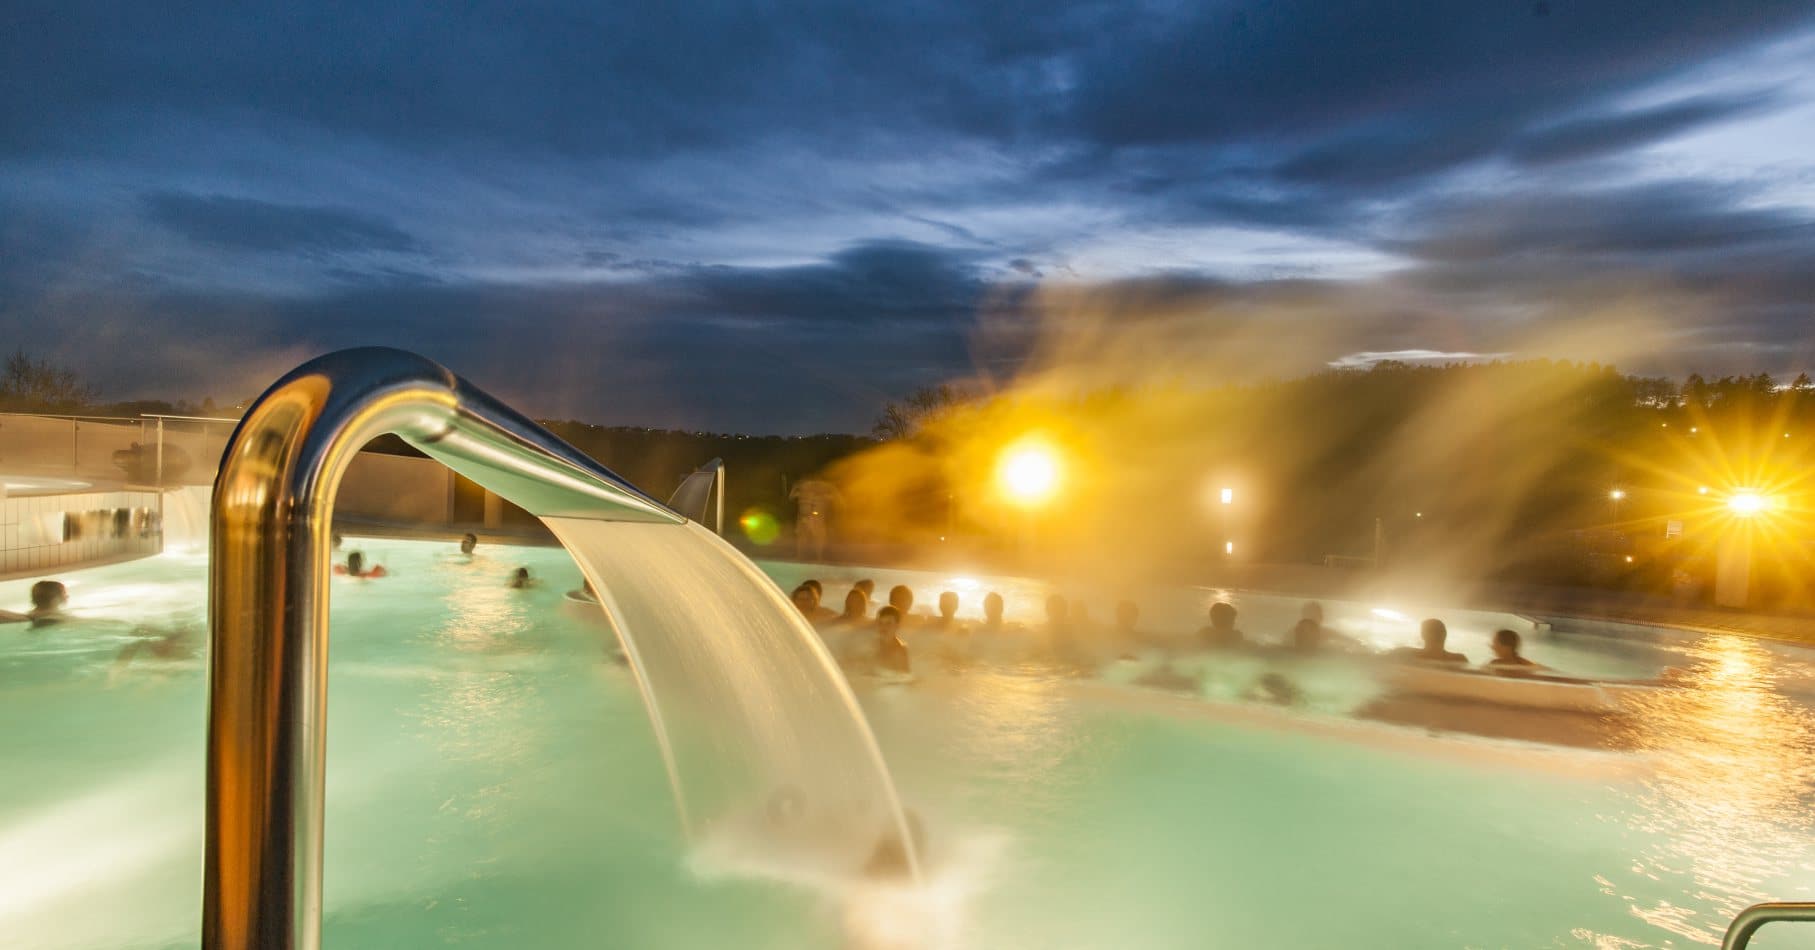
[997,440,1061,508]
[1728,491,1770,517]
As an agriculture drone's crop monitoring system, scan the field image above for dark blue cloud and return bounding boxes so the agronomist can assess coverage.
[1507,92,1780,167]
[142,192,421,254]
[1,0,1812,430]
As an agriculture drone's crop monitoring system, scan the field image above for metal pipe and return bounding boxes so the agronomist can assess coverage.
[1722,902,1815,950]
[205,347,681,950]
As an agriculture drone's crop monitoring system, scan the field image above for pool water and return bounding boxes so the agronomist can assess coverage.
[4,540,1814,948]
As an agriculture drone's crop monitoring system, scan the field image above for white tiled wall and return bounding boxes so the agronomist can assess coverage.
[0,490,163,577]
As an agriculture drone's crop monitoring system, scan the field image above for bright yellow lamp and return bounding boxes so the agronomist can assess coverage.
[997,440,1060,507]
[1728,491,1769,517]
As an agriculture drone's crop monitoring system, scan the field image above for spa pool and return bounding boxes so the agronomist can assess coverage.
[3,540,1813,948]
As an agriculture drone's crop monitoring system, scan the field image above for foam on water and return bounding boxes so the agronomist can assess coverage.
[546,518,921,883]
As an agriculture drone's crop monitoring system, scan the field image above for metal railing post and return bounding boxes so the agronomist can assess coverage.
[1722,902,1815,949]
[204,348,682,950]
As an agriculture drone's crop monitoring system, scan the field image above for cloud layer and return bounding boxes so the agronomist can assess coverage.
[2,0,1813,431]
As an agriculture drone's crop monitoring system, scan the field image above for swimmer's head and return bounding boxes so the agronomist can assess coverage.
[791,585,818,615]
[876,605,902,637]
[30,580,67,611]
[888,585,913,612]
[1292,618,1321,651]
[346,551,365,575]
[1492,628,1522,659]
[1300,601,1324,624]
[983,592,1004,623]
[1420,618,1449,650]
[510,566,531,588]
[1045,593,1068,624]
[843,588,868,618]
[855,579,876,598]
[801,579,824,604]
[938,590,959,619]
[1208,601,1237,631]
[460,532,477,555]
[1115,599,1139,631]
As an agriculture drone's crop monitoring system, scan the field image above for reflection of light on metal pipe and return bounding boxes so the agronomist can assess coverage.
[1609,489,1627,501]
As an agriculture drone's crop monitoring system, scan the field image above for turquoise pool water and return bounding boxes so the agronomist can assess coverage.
[3,540,1814,948]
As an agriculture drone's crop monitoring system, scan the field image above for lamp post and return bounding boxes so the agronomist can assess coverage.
[1715,491,1771,608]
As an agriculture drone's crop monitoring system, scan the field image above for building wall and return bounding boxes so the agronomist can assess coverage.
[0,489,164,577]
[0,413,230,485]
[337,453,454,525]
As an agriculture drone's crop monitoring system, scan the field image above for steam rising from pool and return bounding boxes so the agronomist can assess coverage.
[159,485,211,554]
[544,518,921,883]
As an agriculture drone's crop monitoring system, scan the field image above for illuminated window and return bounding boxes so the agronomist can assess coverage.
[1224,540,1234,555]
[1220,487,1234,505]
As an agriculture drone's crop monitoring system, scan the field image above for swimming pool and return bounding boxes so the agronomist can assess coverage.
[4,539,1814,948]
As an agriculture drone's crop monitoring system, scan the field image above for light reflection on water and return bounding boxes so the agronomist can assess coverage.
[1613,636,1815,944]
[11,544,1815,947]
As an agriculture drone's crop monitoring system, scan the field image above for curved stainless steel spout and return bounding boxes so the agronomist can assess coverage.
[204,348,681,950]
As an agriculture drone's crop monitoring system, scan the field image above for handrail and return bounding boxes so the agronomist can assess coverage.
[204,348,682,950]
[1723,902,1815,949]
[141,412,242,423]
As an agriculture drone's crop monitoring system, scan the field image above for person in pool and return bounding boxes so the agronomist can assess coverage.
[840,583,871,619]
[1288,618,1325,653]
[1391,618,1468,663]
[887,584,915,621]
[459,532,478,556]
[7,580,70,627]
[113,622,200,666]
[508,566,536,589]
[334,551,387,578]
[854,578,876,603]
[806,580,841,621]
[1198,602,1246,648]
[1112,600,1149,651]
[836,587,870,626]
[873,606,911,674]
[792,579,837,623]
[1485,629,1545,672]
[980,591,1007,631]
[932,591,963,630]
[791,583,821,619]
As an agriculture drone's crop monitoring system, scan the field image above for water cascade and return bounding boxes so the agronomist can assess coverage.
[159,485,211,553]
[205,347,915,948]
[548,517,917,879]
